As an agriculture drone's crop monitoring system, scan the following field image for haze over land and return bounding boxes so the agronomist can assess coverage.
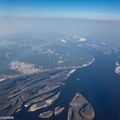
[0,0,120,120]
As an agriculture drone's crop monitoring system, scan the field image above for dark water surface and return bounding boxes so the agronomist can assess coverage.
[14,50,120,120]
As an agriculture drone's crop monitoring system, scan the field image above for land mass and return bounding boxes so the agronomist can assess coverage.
[67,93,95,120]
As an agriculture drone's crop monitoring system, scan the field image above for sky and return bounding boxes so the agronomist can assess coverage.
[0,0,120,20]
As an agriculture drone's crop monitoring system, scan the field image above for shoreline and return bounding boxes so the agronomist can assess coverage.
[0,56,95,82]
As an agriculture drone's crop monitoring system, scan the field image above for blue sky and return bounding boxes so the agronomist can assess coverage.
[0,0,120,20]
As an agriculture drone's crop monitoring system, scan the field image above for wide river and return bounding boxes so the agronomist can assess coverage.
[14,49,120,120]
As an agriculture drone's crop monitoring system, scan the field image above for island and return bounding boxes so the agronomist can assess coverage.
[28,92,60,112]
[67,93,95,120]
[39,106,64,119]
[39,110,53,119]
[115,62,120,75]
[54,106,65,116]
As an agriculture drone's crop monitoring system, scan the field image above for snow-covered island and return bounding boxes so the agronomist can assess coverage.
[73,35,87,42]
[10,61,42,75]
[115,62,120,75]
[79,37,87,42]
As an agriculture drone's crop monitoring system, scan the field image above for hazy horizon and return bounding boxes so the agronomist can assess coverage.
[0,17,120,37]
[0,0,120,20]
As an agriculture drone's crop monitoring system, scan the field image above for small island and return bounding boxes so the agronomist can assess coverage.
[115,62,120,75]
[39,110,53,119]
[28,92,60,112]
[54,106,65,116]
[39,106,64,119]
